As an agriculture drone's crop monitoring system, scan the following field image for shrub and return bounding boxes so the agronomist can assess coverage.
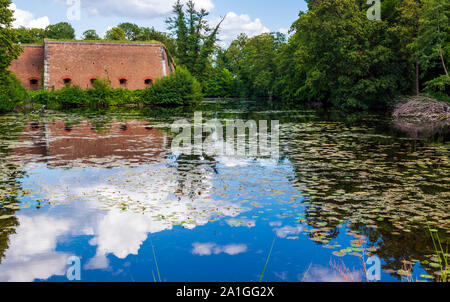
[142,67,203,106]
[57,85,87,108]
[0,72,28,112]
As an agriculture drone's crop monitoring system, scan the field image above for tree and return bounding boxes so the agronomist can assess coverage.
[204,67,234,97]
[398,0,423,96]
[15,27,46,44]
[118,23,141,41]
[414,0,449,93]
[135,26,177,56]
[0,0,23,77]
[166,0,224,83]
[290,0,409,109]
[82,29,101,40]
[105,27,126,41]
[45,22,75,40]
[0,0,25,112]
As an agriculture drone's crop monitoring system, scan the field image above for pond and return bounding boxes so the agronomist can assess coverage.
[0,99,448,282]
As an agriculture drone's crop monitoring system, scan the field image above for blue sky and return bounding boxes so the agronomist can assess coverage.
[10,0,308,45]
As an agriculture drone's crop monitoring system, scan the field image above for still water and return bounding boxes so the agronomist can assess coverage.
[0,99,448,282]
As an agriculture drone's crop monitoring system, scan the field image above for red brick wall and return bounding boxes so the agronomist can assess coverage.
[9,45,44,90]
[45,41,170,90]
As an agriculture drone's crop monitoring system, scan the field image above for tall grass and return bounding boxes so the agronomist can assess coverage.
[426,220,448,282]
[259,238,276,282]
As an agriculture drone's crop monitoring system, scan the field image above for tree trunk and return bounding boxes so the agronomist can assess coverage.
[439,45,449,76]
[437,11,449,76]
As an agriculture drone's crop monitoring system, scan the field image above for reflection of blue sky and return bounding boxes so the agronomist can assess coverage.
[1,155,409,282]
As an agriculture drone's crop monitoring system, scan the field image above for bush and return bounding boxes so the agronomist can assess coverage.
[0,72,28,112]
[29,78,144,108]
[142,67,203,106]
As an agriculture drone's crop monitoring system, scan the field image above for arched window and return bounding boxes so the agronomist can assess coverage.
[144,79,153,86]
[29,78,39,88]
[63,78,72,85]
[119,78,128,87]
[90,77,98,85]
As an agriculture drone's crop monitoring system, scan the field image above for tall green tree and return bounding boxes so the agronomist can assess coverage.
[241,33,283,99]
[414,0,449,93]
[166,0,224,83]
[0,0,26,112]
[0,0,22,77]
[45,22,75,40]
[398,0,423,96]
[290,0,409,109]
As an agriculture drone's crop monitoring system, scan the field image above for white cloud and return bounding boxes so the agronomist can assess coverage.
[301,266,363,282]
[10,3,50,29]
[0,215,73,282]
[192,243,248,256]
[273,225,303,238]
[214,12,270,47]
[80,0,214,19]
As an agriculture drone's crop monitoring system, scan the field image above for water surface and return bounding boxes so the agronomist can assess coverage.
[0,100,448,282]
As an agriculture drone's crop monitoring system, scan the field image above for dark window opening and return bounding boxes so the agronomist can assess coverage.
[30,79,38,85]
[119,78,128,86]
[144,79,153,85]
[63,78,72,85]
[90,78,97,85]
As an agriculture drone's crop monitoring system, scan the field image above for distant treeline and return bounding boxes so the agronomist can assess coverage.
[1,0,449,112]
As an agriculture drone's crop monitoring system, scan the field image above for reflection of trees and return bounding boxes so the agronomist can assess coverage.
[284,109,449,279]
[357,223,436,278]
[0,118,27,264]
[393,118,450,142]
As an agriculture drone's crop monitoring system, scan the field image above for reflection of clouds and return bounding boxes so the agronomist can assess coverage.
[302,265,362,282]
[16,162,249,274]
[215,156,252,167]
[274,225,303,238]
[0,215,73,282]
[192,243,248,256]
[3,144,298,280]
[227,219,256,228]
[269,221,282,227]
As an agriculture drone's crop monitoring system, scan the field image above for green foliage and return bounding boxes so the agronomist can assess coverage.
[135,27,177,58]
[15,27,46,44]
[424,75,450,95]
[204,67,235,97]
[82,30,101,40]
[118,23,141,41]
[166,0,223,83]
[45,22,75,40]
[414,0,449,89]
[105,27,126,41]
[291,0,409,109]
[142,66,202,106]
[0,0,23,78]
[29,80,144,108]
[0,72,27,112]
[0,1,26,112]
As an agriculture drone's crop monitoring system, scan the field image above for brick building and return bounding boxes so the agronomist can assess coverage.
[9,40,173,91]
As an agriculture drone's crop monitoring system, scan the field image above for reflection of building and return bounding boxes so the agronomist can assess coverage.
[13,120,168,166]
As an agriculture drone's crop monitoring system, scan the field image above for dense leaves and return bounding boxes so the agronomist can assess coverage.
[142,67,202,106]
[0,0,24,111]
[166,0,223,84]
